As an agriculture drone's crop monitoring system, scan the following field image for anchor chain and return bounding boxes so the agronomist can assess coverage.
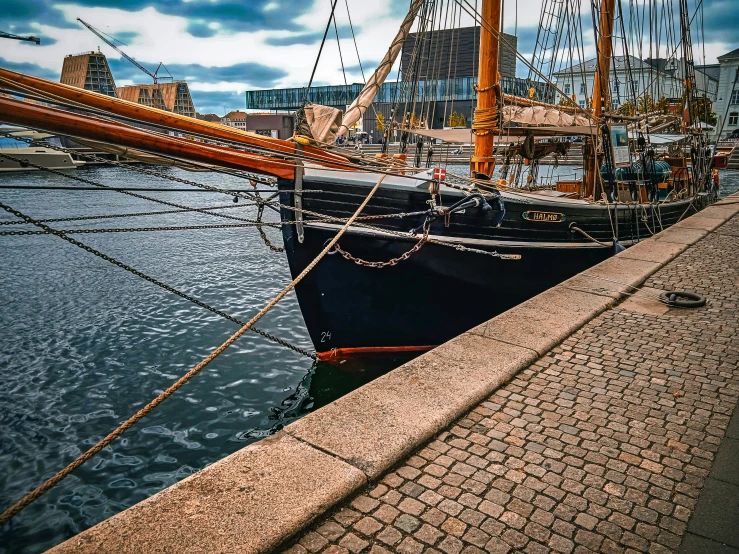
[253,188,285,253]
[0,202,254,226]
[333,224,430,268]
[0,221,283,236]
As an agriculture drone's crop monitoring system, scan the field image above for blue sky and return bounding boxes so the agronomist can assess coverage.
[1,0,737,115]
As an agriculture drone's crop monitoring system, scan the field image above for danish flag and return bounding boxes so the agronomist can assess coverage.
[433,167,446,181]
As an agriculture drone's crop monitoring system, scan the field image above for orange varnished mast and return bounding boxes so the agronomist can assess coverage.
[592,0,616,116]
[585,0,616,197]
[0,68,351,170]
[470,0,502,178]
[0,97,297,179]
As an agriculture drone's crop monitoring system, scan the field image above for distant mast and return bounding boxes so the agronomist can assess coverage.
[470,0,502,178]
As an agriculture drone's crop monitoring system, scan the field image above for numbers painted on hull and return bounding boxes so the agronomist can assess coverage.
[321,331,332,343]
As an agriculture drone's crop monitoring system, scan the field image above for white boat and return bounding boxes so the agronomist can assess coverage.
[0,126,83,172]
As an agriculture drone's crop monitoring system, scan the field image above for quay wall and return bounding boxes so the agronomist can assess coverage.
[48,193,739,554]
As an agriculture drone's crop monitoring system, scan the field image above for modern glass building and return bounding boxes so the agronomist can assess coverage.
[245,76,552,137]
[245,26,552,138]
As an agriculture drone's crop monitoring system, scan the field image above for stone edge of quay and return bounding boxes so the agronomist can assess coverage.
[46,192,739,554]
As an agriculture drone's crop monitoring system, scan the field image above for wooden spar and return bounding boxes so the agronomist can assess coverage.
[592,0,616,117]
[470,0,502,178]
[0,68,350,170]
[585,0,616,198]
[0,97,296,179]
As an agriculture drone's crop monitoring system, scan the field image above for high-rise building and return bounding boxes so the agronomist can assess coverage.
[401,27,518,81]
[60,51,117,97]
[117,82,196,117]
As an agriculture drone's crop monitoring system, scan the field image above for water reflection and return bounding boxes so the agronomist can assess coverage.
[239,354,419,441]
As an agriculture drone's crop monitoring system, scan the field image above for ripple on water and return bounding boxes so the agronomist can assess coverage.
[0,167,404,554]
[3,166,737,553]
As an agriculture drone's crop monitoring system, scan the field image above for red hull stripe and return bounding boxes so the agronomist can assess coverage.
[316,345,436,361]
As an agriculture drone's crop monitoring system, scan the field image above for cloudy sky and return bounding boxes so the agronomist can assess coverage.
[2,0,737,115]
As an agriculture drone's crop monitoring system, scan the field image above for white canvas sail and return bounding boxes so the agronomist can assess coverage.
[336,0,425,137]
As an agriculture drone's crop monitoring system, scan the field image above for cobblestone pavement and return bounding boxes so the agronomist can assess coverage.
[281,215,739,554]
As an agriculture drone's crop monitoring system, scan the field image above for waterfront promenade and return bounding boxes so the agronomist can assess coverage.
[49,195,739,554]
[279,201,739,554]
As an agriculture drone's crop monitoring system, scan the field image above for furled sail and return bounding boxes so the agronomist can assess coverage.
[336,0,425,137]
[303,104,344,144]
[502,105,592,127]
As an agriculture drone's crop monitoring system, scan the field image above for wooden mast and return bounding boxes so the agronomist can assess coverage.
[0,97,297,179]
[585,0,616,197]
[592,0,616,116]
[470,0,502,178]
[0,68,351,171]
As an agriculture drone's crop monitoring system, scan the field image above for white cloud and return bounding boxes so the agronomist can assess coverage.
[1,0,734,113]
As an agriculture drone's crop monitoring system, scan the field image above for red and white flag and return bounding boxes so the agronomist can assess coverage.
[433,167,446,181]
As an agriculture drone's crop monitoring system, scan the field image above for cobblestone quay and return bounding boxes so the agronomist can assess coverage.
[281,213,739,554]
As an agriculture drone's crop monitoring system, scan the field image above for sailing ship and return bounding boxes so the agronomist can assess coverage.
[276,0,720,358]
[0,0,722,359]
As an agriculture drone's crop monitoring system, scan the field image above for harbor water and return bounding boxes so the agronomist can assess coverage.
[0,165,737,553]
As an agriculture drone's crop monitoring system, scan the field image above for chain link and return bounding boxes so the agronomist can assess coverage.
[0,221,284,236]
[0,202,260,226]
[333,225,430,268]
[0,144,519,262]
[0,201,316,360]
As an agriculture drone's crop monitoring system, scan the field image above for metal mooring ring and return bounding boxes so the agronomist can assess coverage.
[323,239,338,255]
[660,291,706,308]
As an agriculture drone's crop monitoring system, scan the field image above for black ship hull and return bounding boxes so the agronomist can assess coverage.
[277,169,712,358]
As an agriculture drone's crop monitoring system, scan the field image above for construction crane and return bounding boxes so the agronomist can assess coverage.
[77,18,171,84]
[0,31,40,44]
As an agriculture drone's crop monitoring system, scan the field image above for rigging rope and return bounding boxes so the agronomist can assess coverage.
[0,173,386,527]
[304,0,340,101]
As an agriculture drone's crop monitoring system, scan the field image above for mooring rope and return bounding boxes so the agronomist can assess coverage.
[0,173,385,527]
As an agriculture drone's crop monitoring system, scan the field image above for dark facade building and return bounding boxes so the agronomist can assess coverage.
[401,28,517,81]
[244,26,543,139]
[245,113,294,140]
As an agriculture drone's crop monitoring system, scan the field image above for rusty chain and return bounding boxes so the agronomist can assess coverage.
[0,146,520,261]
[0,201,316,360]
[0,221,283,236]
[332,222,430,268]
[0,202,255,226]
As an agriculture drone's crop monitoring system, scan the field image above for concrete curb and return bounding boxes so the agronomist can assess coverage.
[47,193,739,554]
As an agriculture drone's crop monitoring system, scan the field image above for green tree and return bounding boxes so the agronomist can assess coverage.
[637,93,655,114]
[448,111,467,127]
[558,96,576,108]
[376,112,386,132]
[656,95,669,114]
[617,100,637,116]
[634,94,668,115]
[692,96,717,126]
